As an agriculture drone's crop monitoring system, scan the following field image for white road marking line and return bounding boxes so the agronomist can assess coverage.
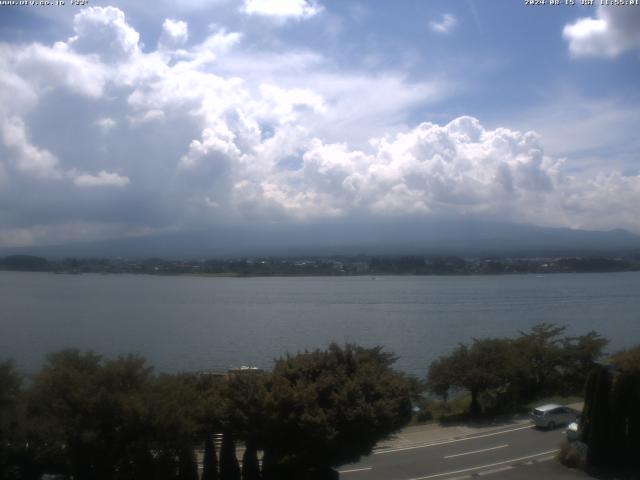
[444,444,508,459]
[374,424,532,455]
[408,449,559,480]
[477,465,513,476]
[338,467,373,474]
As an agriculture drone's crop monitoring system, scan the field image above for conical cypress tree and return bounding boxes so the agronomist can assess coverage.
[241,442,260,480]
[610,372,628,467]
[260,448,275,480]
[220,430,241,480]
[627,372,640,472]
[612,371,640,471]
[582,365,640,474]
[202,432,219,480]
[580,367,597,444]
[178,447,199,480]
[582,366,612,468]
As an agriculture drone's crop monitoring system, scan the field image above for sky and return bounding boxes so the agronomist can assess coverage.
[0,0,639,249]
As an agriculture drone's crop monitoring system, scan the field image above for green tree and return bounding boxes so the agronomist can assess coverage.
[192,373,225,480]
[263,344,412,477]
[580,364,640,473]
[511,323,566,400]
[428,325,609,414]
[27,350,105,478]
[427,338,513,416]
[581,365,613,468]
[608,344,640,471]
[609,370,640,471]
[560,331,608,394]
[425,355,453,402]
[202,432,219,480]
[26,350,207,479]
[220,430,241,480]
[0,360,23,479]
[224,372,270,451]
[611,344,640,373]
[178,447,199,480]
[223,372,269,478]
[96,354,157,477]
[241,442,260,480]
[145,373,206,476]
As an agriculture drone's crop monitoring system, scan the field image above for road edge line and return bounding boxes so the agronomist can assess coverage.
[374,425,532,455]
[408,448,560,480]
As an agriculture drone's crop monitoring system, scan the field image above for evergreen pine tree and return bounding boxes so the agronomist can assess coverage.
[241,442,260,480]
[611,371,640,471]
[579,367,597,443]
[220,430,241,480]
[626,372,640,471]
[582,366,612,468]
[202,432,219,480]
[260,448,275,480]
[178,447,199,480]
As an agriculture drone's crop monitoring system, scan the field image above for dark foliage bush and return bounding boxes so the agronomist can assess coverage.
[581,364,640,475]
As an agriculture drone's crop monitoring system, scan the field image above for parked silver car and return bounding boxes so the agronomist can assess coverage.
[529,404,580,429]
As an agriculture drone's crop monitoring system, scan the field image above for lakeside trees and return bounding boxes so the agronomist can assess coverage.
[222,345,413,479]
[0,361,22,480]
[3,254,640,276]
[262,345,412,478]
[611,344,640,373]
[427,323,609,416]
[27,351,162,479]
[2,332,632,478]
[0,344,413,480]
[426,339,513,416]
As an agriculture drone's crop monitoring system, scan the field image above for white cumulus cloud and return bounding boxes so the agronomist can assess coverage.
[1,42,106,100]
[242,0,321,20]
[563,5,640,57]
[67,6,141,62]
[1,117,61,179]
[256,116,562,222]
[159,18,189,49]
[0,5,639,247]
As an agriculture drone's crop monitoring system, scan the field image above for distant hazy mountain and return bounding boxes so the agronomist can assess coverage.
[2,219,640,259]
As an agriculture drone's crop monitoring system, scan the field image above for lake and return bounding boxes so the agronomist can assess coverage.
[1,271,639,377]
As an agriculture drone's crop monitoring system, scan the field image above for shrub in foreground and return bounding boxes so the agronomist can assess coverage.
[1,343,414,479]
[227,343,413,479]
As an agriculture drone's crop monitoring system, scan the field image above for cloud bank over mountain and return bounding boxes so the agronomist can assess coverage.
[0,5,639,249]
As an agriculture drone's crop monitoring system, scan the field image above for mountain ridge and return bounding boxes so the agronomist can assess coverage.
[2,219,640,259]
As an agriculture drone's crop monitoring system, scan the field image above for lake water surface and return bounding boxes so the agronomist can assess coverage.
[2,271,639,376]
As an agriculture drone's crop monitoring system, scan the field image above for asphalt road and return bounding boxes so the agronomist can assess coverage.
[339,424,569,480]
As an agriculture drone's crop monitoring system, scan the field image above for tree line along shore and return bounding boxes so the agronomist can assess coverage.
[1,325,638,479]
[2,253,640,276]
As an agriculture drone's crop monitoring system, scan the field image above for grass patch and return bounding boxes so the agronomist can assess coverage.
[410,394,471,425]
[410,393,584,426]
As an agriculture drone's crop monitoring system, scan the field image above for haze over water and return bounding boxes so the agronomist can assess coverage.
[2,271,639,377]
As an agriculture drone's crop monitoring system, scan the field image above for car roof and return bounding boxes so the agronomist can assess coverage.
[535,404,563,411]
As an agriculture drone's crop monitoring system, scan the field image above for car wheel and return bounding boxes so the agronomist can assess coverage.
[548,421,556,430]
